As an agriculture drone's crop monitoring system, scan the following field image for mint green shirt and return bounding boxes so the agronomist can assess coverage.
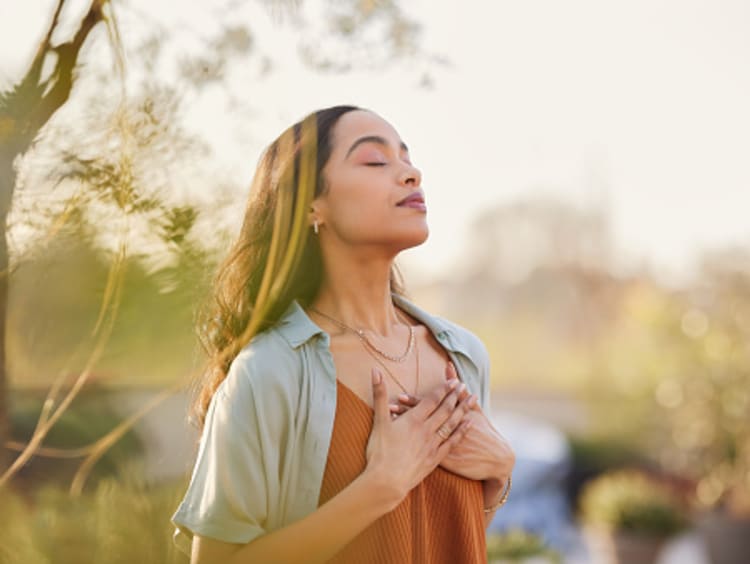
[171,294,490,555]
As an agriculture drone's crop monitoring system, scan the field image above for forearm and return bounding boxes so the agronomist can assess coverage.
[226,472,396,564]
[482,477,508,528]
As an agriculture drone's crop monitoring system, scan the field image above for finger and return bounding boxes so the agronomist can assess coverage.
[435,418,473,460]
[397,394,419,407]
[371,368,390,427]
[427,386,463,432]
[468,394,481,412]
[446,361,458,382]
[446,362,470,401]
[389,404,408,416]
[413,377,459,420]
[435,393,473,437]
[455,389,480,412]
[458,392,476,413]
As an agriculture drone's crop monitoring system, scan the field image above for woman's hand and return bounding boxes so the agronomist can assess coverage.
[391,363,515,484]
[363,367,475,511]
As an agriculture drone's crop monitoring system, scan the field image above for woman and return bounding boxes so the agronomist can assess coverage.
[172,105,515,563]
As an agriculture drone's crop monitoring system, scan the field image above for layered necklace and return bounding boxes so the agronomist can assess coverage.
[309,306,420,396]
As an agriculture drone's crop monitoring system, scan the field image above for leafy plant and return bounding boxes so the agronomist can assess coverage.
[0,470,189,564]
[0,487,48,564]
[9,389,143,488]
[566,434,645,504]
[486,529,561,562]
[580,469,688,537]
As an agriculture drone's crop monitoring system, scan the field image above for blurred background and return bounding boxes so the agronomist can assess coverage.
[1,1,748,563]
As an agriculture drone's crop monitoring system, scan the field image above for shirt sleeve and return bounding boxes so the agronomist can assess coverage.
[477,340,491,413]
[171,356,270,555]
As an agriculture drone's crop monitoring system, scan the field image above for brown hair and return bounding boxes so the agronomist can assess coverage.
[191,105,405,430]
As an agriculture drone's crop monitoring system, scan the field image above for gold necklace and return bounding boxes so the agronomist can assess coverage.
[309,307,415,363]
[362,331,420,396]
[308,306,420,396]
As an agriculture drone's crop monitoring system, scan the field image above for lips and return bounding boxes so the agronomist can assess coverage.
[396,191,426,209]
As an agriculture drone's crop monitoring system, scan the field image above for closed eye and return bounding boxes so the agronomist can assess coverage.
[365,162,387,166]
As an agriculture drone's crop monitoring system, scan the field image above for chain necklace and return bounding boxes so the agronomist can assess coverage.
[308,306,420,396]
[309,306,415,363]
[365,331,420,396]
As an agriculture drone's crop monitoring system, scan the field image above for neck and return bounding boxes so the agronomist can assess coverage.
[311,247,401,336]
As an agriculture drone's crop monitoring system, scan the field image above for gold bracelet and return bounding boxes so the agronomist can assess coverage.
[483,475,512,514]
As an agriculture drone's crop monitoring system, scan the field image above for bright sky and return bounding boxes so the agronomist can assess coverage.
[2,0,750,284]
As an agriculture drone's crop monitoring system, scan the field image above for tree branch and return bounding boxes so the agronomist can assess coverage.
[26,0,67,88]
[26,0,106,135]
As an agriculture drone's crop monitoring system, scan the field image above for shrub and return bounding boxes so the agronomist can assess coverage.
[9,389,144,488]
[579,469,688,537]
[486,529,561,562]
[0,469,189,564]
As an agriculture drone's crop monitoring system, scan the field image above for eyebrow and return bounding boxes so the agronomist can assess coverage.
[345,135,409,159]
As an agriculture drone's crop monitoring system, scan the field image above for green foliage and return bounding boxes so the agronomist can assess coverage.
[580,470,688,537]
[8,230,211,389]
[440,211,750,513]
[567,435,644,474]
[565,434,646,506]
[0,473,189,564]
[575,256,750,512]
[486,529,561,562]
[0,488,48,564]
[9,389,143,486]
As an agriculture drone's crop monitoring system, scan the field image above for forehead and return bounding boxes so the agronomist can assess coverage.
[330,110,404,155]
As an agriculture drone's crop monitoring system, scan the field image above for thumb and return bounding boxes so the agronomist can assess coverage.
[371,368,390,427]
[445,360,458,381]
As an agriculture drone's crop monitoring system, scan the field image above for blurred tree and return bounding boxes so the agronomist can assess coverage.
[570,246,750,513]
[0,0,114,478]
[466,197,613,286]
[0,0,430,482]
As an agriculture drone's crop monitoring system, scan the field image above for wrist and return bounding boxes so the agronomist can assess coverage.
[483,475,512,514]
[482,477,503,504]
[358,466,404,514]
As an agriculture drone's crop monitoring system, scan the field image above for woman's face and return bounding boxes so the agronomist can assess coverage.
[314,110,427,254]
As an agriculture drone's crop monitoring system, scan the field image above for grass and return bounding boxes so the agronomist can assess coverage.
[0,472,189,564]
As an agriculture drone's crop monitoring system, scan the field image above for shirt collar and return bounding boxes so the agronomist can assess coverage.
[275,294,471,360]
[391,294,473,360]
[276,301,327,348]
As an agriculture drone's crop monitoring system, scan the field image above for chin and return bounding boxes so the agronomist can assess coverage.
[397,224,429,250]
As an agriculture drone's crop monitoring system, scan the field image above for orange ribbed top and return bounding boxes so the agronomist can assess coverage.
[318,380,487,563]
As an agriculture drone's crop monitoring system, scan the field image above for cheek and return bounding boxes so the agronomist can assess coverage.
[325,181,390,227]
[328,198,386,236]
[322,176,428,247]
[328,201,429,248]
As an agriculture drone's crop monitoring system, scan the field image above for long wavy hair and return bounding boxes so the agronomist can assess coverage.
[191,105,405,430]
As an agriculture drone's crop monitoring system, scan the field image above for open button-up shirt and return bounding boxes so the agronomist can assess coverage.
[171,294,490,555]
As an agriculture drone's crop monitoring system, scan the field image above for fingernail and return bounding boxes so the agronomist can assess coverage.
[372,369,382,385]
[468,395,477,406]
[459,383,466,394]
[447,379,458,389]
[398,394,410,402]
[389,404,399,411]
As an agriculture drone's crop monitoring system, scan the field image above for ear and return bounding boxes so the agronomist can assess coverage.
[308,205,319,228]
[308,199,328,228]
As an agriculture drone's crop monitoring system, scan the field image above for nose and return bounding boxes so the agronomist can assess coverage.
[399,162,422,187]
